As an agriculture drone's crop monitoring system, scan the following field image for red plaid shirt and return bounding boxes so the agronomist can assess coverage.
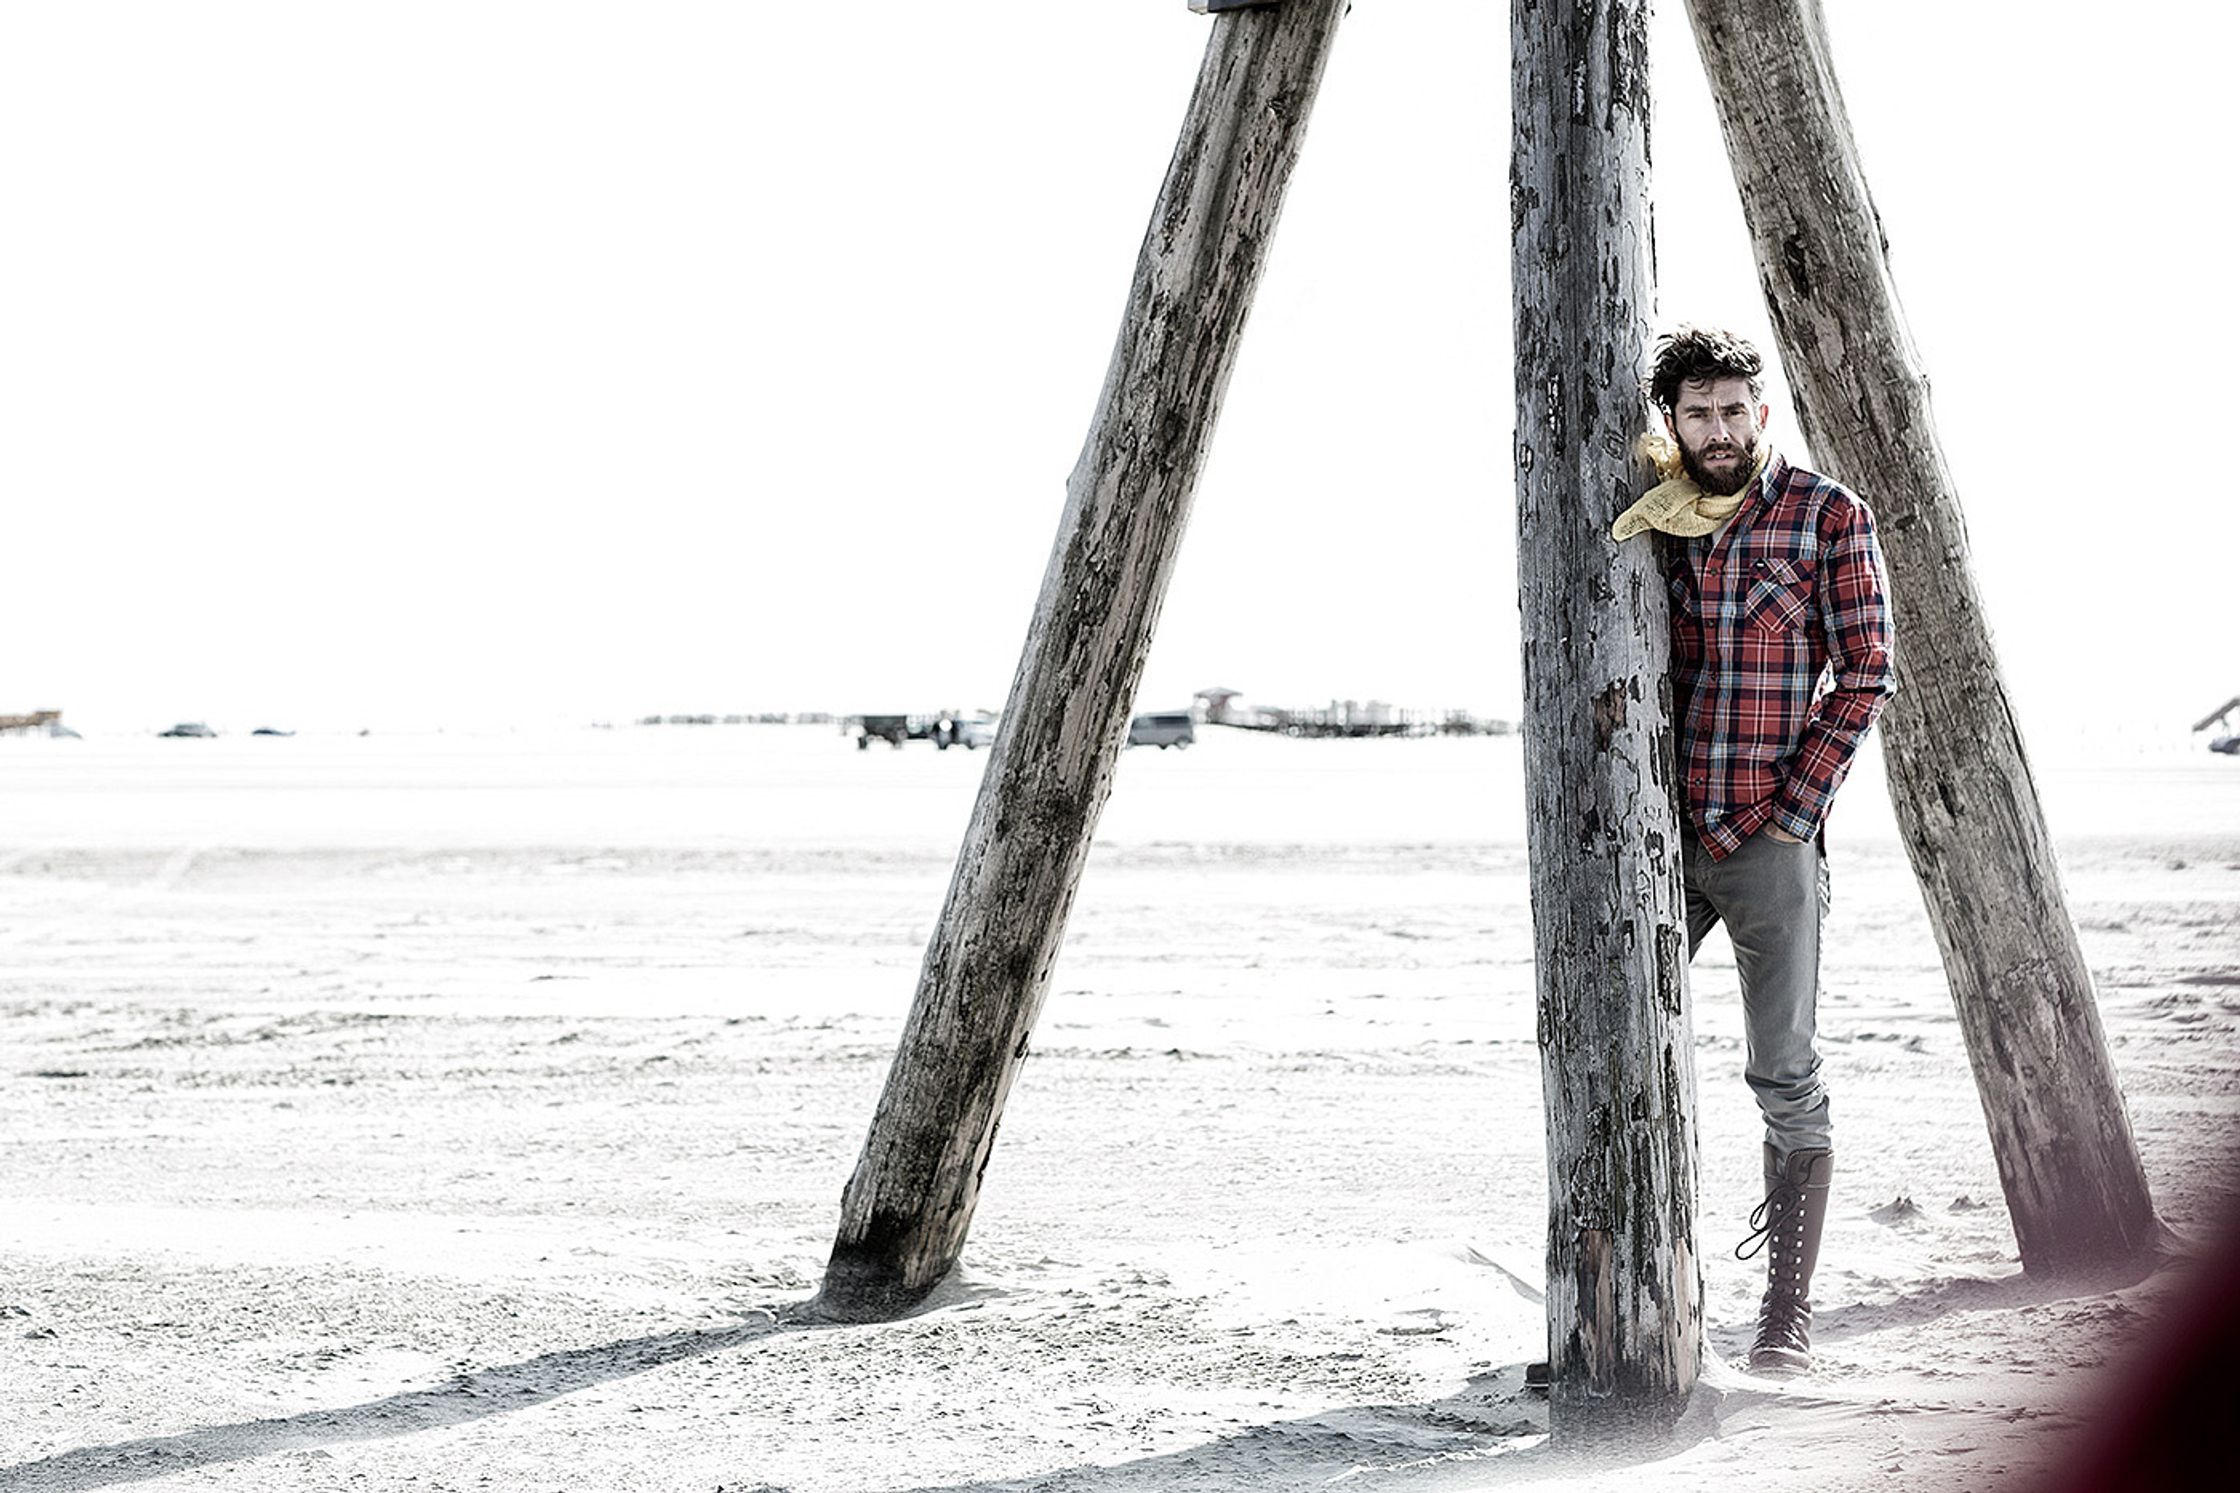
[1663,453,1895,859]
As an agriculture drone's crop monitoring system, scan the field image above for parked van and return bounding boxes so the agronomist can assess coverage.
[1126,711,1195,749]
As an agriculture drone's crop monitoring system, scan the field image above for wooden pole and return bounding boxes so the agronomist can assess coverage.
[1680,0,2163,1274]
[815,0,1348,1323]
[1513,0,1703,1425]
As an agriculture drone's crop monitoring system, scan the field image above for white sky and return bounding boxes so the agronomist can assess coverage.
[4,1,2232,737]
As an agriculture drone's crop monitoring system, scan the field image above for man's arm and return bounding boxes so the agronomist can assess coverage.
[1770,491,1896,840]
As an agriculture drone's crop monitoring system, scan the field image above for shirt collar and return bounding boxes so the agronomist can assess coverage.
[1752,448,1785,505]
[1708,449,1781,542]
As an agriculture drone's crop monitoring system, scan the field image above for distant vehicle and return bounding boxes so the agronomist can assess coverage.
[936,713,998,751]
[159,722,217,738]
[856,715,909,750]
[852,711,1000,751]
[250,727,295,737]
[1127,711,1195,749]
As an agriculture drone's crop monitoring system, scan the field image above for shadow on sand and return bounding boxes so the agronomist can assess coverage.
[9,1288,1883,1493]
[0,1312,805,1492]
[877,1365,1788,1493]
[6,1337,1606,1493]
[1797,1255,2161,1352]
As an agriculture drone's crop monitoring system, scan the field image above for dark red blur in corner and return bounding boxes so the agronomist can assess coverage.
[2036,1195,2240,1493]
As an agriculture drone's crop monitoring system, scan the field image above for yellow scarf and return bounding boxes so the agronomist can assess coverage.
[1611,439,1774,541]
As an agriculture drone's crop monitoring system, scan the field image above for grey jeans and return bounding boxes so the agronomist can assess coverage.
[1682,827,1834,1155]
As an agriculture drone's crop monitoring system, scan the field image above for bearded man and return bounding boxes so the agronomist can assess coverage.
[1613,325,1896,1375]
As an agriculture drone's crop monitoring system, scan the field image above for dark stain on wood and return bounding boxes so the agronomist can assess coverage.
[1592,680,1629,751]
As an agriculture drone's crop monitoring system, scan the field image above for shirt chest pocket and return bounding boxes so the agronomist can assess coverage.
[1741,556,1815,634]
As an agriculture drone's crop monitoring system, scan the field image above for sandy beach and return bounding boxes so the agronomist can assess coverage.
[2,725,2235,1491]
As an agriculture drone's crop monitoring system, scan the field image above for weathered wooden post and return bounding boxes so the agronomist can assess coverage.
[816,0,1348,1323]
[1681,0,2163,1275]
[1513,0,1703,1425]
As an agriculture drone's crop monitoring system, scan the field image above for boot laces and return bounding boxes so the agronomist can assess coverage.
[1735,1176,1805,1262]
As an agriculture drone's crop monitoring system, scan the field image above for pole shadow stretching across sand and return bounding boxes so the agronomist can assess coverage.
[1805,1259,2164,1351]
[878,1366,1760,1493]
[0,1314,801,1492]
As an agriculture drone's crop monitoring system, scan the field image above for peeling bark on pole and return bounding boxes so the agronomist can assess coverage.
[1513,0,1702,1425]
[1682,0,2161,1273]
[815,0,1347,1323]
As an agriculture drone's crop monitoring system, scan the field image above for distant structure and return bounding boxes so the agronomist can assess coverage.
[1194,686,1244,724]
[1,710,73,738]
[1189,686,1512,738]
[634,712,837,727]
[2193,695,2240,755]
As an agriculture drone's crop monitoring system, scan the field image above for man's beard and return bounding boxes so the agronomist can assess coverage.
[1680,433,1760,496]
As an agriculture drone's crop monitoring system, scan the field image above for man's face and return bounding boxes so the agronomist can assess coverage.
[1664,375,1771,496]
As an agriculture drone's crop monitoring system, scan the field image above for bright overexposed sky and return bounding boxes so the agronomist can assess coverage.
[5,1,2231,737]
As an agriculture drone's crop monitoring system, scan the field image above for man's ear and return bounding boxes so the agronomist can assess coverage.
[1661,410,1678,440]
[1757,403,1774,433]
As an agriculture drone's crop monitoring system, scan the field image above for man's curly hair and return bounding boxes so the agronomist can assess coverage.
[1646,326,1765,413]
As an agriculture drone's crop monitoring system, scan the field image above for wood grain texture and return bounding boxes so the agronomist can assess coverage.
[816,0,1348,1323]
[1513,0,1704,1425]
[1682,0,2161,1273]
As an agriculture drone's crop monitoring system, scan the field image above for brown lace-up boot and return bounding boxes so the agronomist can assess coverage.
[1738,1143,1833,1375]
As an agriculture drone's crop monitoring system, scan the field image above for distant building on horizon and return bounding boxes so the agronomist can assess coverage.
[0,709,70,738]
[1189,686,1510,738]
